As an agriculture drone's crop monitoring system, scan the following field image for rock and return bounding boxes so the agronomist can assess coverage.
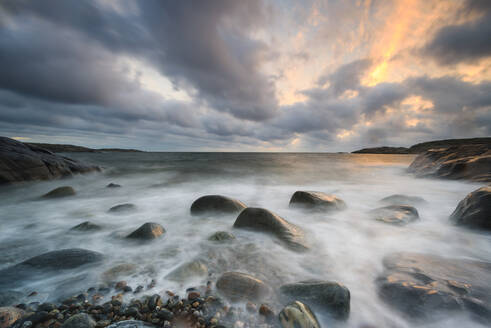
[0,291,23,307]
[70,221,102,232]
[216,272,269,302]
[289,191,346,211]
[108,204,136,213]
[126,223,165,240]
[280,280,350,320]
[61,313,95,328]
[165,260,208,282]
[106,321,155,328]
[380,194,426,206]
[369,205,419,226]
[408,144,491,182]
[450,186,491,230]
[208,231,236,242]
[0,307,25,328]
[42,186,76,199]
[0,137,99,185]
[106,183,121,188]
[233,208,309,251]
[376,252,491,321]
[101,264,137,282]
[190,195,246,216]
[278,301,320,328]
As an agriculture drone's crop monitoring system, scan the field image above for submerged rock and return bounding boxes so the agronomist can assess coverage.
[42,186,76,199]
[126,223,165,240]
[106,321,155,328]
[106,183,121,188]
[165,260,208,282]
[60,313,95,328]
[0,307,25,328]
[369,205,419,226]
[376,252,491,322]
[289,191,346,211]
[70,221,102,232]
[450,186,491,230]
[102,263,137,282]
[280,280,350,320]
[216,272,270,302]
[190,195,247,216]
[208,231,236,242]
[233,207,309,251]
[108,203,136,213]
[279,301,320,328]
[380,194,426,206]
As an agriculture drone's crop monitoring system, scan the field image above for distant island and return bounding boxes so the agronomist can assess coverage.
[26,142,143,153]
[352,137,491,154]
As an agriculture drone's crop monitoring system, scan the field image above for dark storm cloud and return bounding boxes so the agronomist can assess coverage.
[317,58,373,96]
[422,0,491,65]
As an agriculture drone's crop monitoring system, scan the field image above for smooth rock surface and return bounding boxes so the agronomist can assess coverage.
[289,191,346,211]
[450,186,491,230]
[369,205,419,226]
[108,203,136,213]
[60,313,95,328]
[165,260,208,282]
[233,207,309,251]
[280,280,350,319]
[216,272,270,302]
[126,223,165,240]
[190,195,247,215]
[279,301,320,328]
[106,321,155,328]
[42,186,76,198]
[380,194,426,206]
[208,231,236,242]
[70,221,101,232]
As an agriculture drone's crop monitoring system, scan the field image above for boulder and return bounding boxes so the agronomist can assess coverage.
[42,186,76,198]
[60,313,95,328]
[369,205,419,226]
[70,221,101,232]
[233,208,309,251]
[0,307,25,328]
[108,203,136,213]
[278,301,320,328]
[106,321,155,328]
[289,191,346,211]
[165,260,208,282]
[216,272,270,302]
[280,280,350,319]
[376,252,491,321]
[450,186,491,230]
[126,223,165,240]
[208,231,236,242]
[102,263,137,282]
[380,194,426,206]
[106,183,121,188]
[0,137,100,185]
[190,195,246,215]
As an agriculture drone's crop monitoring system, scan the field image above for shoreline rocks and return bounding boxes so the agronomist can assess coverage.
[70,221,102,232]
[42,186,76,199]
[216,272,270,302]
[289,191,346,211]
[380,194,426,206]
[190,195,247,216]
[279,301,320,328]
[126,223,165,240]
[450,186,491,230]
[108,204,136,214]
[369,205,419,226]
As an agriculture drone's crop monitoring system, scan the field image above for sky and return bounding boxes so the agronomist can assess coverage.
[0,0,490,151]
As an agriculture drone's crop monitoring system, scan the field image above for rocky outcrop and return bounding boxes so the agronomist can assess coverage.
[380,194,426,206]
[42,186,76,198]
[190,195,247,216]
[289,191,346,211]
[376,252,491,322]
[233,208,309,251]
[126,223,165,240]
[280,281,350,320]
[0,307,25,328]
[450,186,491,230]
[0,137,99,184]
[352,146,410,154]
[369,205,419,226]
[408,144,491,182]
[216,272,270,302]
[278,301,320,328]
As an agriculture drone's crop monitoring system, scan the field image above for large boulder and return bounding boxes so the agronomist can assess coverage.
[108,203,136,213]
[450,186,491,230]
[376,252,491,321]
[279,301,320,328]
[0,137,99,184]
[126,223,165,240]
[280,281,350,320]
[380,194,426,206]
[208,231,236,242]
[165,260,208,282]
[0,307,25,328]
[216,272,270,302]
[60,313,95,328]
[369,205,419,226]
[233,207,309,251]
[190,195,247,216]
[408,144,491,182]
[42,186,76,198]
[289,191,346,211]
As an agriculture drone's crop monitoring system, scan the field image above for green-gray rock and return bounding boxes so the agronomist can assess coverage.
[289,191,346,211]
[126,223,165,240]
[191,195,247,216]
[279,301,320,328]
[208,231,236,242]
[42,186,76,198]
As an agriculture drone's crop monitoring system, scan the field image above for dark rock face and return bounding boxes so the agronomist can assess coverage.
[108,203,137,213]
[0,307,25,328]
[450,186,491,230]
[216,272,270,302]
[42,186,76,198]
[369,205,419,226]
[208,231,236,242]
[126,223,165,240]
[190,195,246,216]
[380,194,426,206]
[408,144,491,182]
[106,183,121,188]
[60,313,95,328]
[0,137,99,184]
[376,252,491,322]
[233,207,309,251]
[289,191,346,211]
[278,301,320,328]
[70,221,102,232]
[280,281,350,320]
[352,147,410,154]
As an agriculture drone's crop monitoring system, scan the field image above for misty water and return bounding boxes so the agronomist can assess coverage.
[0,152,489,328]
